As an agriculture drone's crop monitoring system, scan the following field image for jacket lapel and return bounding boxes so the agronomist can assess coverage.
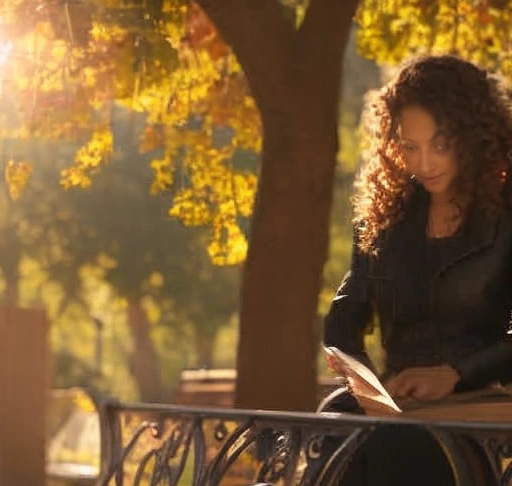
[387,187,499,277]
[384,186,429,281]
[382,186,499,321]
[432,205,498,278]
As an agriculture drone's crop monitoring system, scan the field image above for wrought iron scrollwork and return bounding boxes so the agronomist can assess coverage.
[200,419,256,486]
[297,427,374,486]
[256,429,302,485]
[481,435,512,486]
[96,403,512,486]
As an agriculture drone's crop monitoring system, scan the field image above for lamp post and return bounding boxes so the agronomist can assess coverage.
[92,316,104,377]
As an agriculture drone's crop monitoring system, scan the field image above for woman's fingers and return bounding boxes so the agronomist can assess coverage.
[385,365,459,401]
[387,371,419,398]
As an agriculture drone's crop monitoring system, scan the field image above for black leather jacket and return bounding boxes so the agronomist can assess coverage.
[324,186,512,391]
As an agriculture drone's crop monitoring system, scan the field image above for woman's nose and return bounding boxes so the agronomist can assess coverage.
[418,150,436,174]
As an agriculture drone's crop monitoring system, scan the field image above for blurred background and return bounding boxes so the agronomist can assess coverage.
[0,0,510,482]
[0,2,383,406]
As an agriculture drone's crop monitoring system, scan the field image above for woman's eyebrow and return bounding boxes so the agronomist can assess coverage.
[430,129,449,141]
[398,130,450,144]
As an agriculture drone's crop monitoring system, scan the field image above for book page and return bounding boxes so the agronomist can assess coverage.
[324,346,402,414]
[324,345,512,420]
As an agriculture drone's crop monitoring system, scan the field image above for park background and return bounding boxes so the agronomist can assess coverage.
[0,0,509,449]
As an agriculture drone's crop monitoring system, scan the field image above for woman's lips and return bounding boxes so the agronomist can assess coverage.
[422,174,443,184]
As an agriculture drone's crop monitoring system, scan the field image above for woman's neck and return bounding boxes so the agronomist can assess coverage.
[429,191,455,208]
[427,191,466,238]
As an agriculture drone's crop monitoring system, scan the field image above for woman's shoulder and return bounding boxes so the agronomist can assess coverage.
[497,206,512,236]
[467,203,512,254]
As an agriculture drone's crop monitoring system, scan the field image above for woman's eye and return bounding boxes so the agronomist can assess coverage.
[433,142,449,152]
[401,144,417,153]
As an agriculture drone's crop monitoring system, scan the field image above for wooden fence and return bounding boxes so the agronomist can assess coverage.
[0,305,48,486]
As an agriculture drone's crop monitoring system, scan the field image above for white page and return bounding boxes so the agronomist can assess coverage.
[324,346,402,413]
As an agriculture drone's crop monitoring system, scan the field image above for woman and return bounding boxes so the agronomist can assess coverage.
[322,54,512,485]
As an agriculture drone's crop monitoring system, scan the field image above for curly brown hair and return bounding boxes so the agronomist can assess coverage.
[352,54,512,254]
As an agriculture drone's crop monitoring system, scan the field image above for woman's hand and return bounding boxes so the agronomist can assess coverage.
[385,364,461,401]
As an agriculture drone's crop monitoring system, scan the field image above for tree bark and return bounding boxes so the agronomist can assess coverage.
[4,279,18,306]
[195,330,216,369]
[197,0,360,410]
[1,225,20,306]
[127,303,163,402]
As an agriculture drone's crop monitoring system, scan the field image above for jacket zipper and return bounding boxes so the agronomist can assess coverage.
[429,270,442,361]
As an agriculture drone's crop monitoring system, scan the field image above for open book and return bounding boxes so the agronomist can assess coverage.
[324,346,402,415]
[323,346,512,421]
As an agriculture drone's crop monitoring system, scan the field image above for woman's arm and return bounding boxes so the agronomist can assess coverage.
[383,334,512,400]
[323,232,374,370]
[450,338,512,392]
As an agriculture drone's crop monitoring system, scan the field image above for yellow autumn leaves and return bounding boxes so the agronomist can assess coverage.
[0,0,259,265]
[15,1,512,268]
[61,128,113,189]
[5,160,32,200]
[356,0,512,78]
[152,134,258,265]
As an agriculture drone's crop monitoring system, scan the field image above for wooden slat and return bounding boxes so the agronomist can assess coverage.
[0,306,48,486]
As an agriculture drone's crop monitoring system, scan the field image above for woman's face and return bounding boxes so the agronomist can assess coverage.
[397,105,459,199]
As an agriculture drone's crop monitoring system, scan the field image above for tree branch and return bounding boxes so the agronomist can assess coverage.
[297,0,360,116]
[195,0,295,109]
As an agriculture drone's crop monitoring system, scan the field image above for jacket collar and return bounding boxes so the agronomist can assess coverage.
[384,184,499,278]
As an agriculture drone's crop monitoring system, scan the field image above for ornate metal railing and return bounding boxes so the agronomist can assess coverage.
[92,396,512,486]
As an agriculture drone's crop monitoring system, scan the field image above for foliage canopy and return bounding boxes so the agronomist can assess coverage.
[0,0,259,265]
[356,0,512,79]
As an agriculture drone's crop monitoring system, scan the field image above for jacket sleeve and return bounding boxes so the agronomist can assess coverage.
[323,231,374,370]
[450,219,512,391]
[451,333,512,392]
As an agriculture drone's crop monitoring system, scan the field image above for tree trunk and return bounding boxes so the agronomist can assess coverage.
[1,224,20,306]
[194,328,217,369]
[127,303,163,402]
[197,0,360,411]
[4,279,18,306]
[235,122,338,411]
